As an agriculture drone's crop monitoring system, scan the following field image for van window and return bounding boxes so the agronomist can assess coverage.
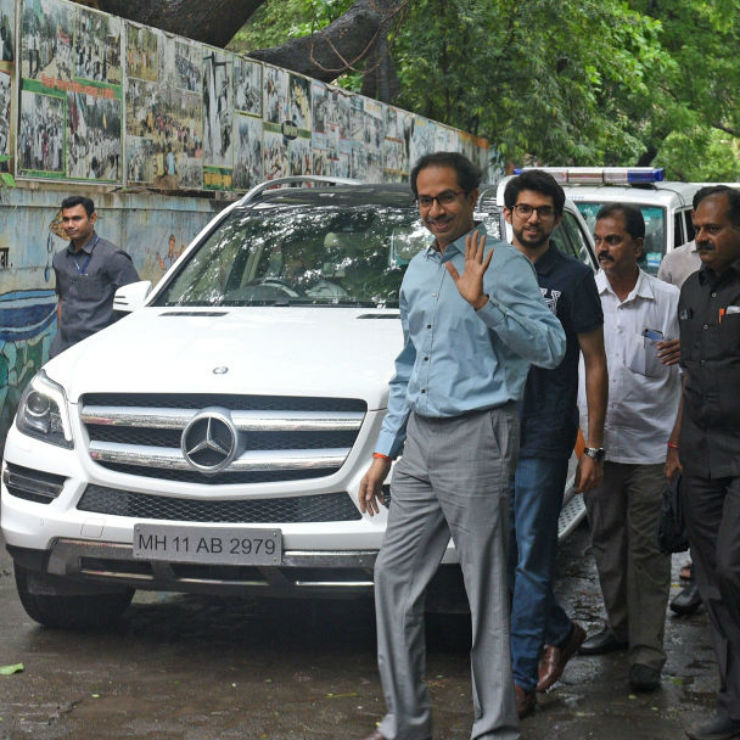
[674,212,684,247]
[575,202,667,274]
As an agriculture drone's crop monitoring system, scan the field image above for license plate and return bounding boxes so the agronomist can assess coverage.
[132,524,282,565]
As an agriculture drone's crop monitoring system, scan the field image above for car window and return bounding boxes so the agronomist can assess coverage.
[552,211,594,266]
[684,209,696,242]
[154,204,427,308]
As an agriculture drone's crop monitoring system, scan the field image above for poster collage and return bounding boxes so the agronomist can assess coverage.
[0,0,14,174]
[3,0,489,191]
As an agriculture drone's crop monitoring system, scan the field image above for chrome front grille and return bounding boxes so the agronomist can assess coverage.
[80,394,366,484]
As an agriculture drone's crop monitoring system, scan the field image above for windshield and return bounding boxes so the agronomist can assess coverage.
[154,203,430,308]
[574,201,667,274]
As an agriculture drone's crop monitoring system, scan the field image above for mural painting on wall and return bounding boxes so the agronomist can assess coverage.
[202,48,233,190]
[0,203,65,454]
[9,0,490,191]
[157,233,185,273]
[410,116,437,170]
[383,107,412,182]
[0,0,13,174]
[126,26,203,189]
[19,0,122,182]
[351,97,384,182]
[263,65,289,179]
[287,73,312,176]
[73,6,121,84]
[0,69,10,173]
[232,57,262,190]
[0,0,12,63]
[311,82,352,178]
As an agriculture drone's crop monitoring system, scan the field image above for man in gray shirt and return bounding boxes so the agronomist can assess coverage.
[50,195,139,357]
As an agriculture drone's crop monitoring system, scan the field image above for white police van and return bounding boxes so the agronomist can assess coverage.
[520,167,700,274]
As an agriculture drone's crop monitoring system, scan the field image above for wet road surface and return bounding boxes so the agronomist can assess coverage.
[0,524,718,739]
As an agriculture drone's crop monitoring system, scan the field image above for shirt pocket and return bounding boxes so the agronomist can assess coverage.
[624,331,662,377]
[74,275,107,301]
[719,310,740,354]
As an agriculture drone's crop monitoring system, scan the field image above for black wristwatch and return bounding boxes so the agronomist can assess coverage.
[583,447,606,462]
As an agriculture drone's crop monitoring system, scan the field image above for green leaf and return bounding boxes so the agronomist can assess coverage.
[0,664,24,676]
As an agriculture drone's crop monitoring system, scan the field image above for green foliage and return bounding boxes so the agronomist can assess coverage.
[629,0,740,179]
[391,0,674,166]
[229,0,354,52]
[230,0,739,179]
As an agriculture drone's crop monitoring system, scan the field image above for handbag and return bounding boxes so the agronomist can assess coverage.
[656,473,689,554]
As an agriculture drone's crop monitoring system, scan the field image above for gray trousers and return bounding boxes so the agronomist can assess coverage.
[583,462,671,670]
[374,408,520,740]
[682,473,740,721]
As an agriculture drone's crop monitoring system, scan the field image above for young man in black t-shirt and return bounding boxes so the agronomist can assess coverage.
[503,170,608,717]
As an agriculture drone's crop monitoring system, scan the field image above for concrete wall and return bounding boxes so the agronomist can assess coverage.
[1,0,491,192]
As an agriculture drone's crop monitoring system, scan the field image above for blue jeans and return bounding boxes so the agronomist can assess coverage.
[509,456,573,691]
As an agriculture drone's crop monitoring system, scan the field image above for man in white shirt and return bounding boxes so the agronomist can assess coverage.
[577,203,682,693]
[657,240,701,288]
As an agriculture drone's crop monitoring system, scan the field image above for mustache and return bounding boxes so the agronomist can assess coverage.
[598,253,614,261]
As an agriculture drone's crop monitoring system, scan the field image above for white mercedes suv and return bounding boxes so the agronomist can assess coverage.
[1,176,596,628]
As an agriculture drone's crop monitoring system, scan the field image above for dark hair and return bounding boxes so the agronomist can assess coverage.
[61,195,95,217]
[503,169,565,215]
[693,185,740,229]
[410,152,482,197]
[595,202,645,240]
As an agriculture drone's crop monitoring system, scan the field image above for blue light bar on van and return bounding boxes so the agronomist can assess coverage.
[514,167,665,185]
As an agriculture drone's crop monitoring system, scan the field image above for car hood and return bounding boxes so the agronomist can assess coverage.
[45,307,403,410]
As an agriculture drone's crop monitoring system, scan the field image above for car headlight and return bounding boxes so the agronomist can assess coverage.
[16,371,74,449]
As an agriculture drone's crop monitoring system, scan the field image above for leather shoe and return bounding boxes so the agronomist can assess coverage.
[629,663,661,692]
[578,627,628,655]
[537,622,586,691]
[671,583,703,616]
[686,714,740,740]
[515,683,536,719]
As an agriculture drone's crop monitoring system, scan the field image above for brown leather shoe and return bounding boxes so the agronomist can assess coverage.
[536,622,586,692]
[515,683,536,718]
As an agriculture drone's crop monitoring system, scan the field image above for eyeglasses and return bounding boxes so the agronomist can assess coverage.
[512,203,556,219]
[417,190,466,208]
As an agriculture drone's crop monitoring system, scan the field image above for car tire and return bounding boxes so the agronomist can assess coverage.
[14,563,135,630]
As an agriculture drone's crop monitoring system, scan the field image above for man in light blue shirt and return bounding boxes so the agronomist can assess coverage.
[359,152,565,740]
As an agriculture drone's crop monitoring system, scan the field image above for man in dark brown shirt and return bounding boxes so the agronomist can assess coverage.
[667,185,740,740]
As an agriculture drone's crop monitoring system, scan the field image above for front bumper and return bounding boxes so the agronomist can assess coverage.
[7,539,379,597]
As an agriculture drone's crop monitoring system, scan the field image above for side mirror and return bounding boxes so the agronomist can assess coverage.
[113,280,152,314]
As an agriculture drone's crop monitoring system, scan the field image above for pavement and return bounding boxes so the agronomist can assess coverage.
[0,522,721,740]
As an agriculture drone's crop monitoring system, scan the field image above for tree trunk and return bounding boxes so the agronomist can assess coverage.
[249,0,402,101]
[85,0,403,102]
[92,0,266,47]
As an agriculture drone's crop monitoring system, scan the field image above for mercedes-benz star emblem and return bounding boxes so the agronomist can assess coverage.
[181,407,239,473]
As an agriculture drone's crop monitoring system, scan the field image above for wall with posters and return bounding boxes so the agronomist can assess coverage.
[3,0,489,190]
[0,0,492,449]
